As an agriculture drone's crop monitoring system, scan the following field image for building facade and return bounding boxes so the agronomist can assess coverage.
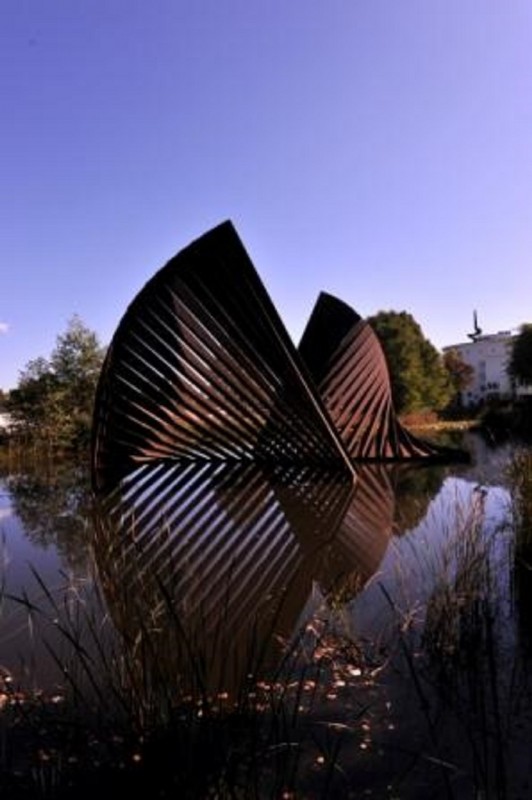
[443,330,517,407]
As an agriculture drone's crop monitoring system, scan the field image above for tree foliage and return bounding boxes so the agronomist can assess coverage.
[8,316,105,450]
[442,348,474,405]
[509,324,532,387]
[368,310,452,414]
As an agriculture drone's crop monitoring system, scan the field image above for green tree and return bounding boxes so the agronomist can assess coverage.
[368,310,452,414]
[49,315,105,447]
[8,357,60,446]
[509,324,532,387]
[8,316,105,450]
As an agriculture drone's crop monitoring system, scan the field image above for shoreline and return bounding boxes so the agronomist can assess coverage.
[403,419,479,433]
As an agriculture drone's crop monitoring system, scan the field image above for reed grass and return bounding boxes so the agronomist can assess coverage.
[372,461,532,800]
[0,563,380,798]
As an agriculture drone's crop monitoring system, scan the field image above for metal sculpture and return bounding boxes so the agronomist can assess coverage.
[298,292,460,460]
[92,222,355,496]
[89,220,460,699]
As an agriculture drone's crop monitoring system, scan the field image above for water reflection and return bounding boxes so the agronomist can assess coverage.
[451,430,520,487]
[392,463,447,533]
[1,461,92,577]
[0,459,92,684]
[93,459,443,697]
[0,449,456,691]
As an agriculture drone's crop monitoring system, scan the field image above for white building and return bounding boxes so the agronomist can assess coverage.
[443,316,524,407]
[0,412,13,432]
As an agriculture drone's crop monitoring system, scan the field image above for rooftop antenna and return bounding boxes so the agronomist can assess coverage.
[467,310,482,342]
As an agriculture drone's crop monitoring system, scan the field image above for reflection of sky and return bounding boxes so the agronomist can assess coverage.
[0,480,88,685]
[351,474,513,642]
[0,482,64,593]
[0,484,12,516]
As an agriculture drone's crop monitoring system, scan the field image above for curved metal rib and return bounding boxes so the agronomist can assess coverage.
[298,292,465,461]
[92,223,354,495]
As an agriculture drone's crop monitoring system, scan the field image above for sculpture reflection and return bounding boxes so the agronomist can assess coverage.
[93,461,397,700]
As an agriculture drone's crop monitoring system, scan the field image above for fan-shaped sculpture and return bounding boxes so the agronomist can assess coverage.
[92,222,355,495]
[298,292,464,461]
[89,221,466,701]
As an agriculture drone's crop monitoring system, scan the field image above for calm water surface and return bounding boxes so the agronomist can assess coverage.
[0,432,524,689]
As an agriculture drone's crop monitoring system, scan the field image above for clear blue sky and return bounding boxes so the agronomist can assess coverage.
[1,0,531,390]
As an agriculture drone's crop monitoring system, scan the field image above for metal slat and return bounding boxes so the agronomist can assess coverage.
[92,222,355,495]
[299,292,466,462]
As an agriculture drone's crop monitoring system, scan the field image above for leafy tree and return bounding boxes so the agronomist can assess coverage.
[443,348,474,407]
[49,315,105,446]
[509,324,532,387]
[368,310,452,414]
[8,357,60,446]
[8,316,105,450]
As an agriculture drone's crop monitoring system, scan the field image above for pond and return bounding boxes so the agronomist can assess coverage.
[1,432,531,798]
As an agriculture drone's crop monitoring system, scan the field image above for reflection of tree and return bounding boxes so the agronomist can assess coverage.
[458,432,517,487]
[392,464,447,533]
[5,459,92,573]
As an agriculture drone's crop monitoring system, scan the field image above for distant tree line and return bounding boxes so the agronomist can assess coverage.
[6,316,105,452]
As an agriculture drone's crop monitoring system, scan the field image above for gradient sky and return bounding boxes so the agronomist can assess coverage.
[1,1,531,390]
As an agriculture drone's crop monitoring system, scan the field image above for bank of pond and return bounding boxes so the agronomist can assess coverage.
[0,431,532,798]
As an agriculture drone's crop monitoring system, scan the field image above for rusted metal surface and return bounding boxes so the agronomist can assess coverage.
[298,292,461,460]
[92,222,355,496]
